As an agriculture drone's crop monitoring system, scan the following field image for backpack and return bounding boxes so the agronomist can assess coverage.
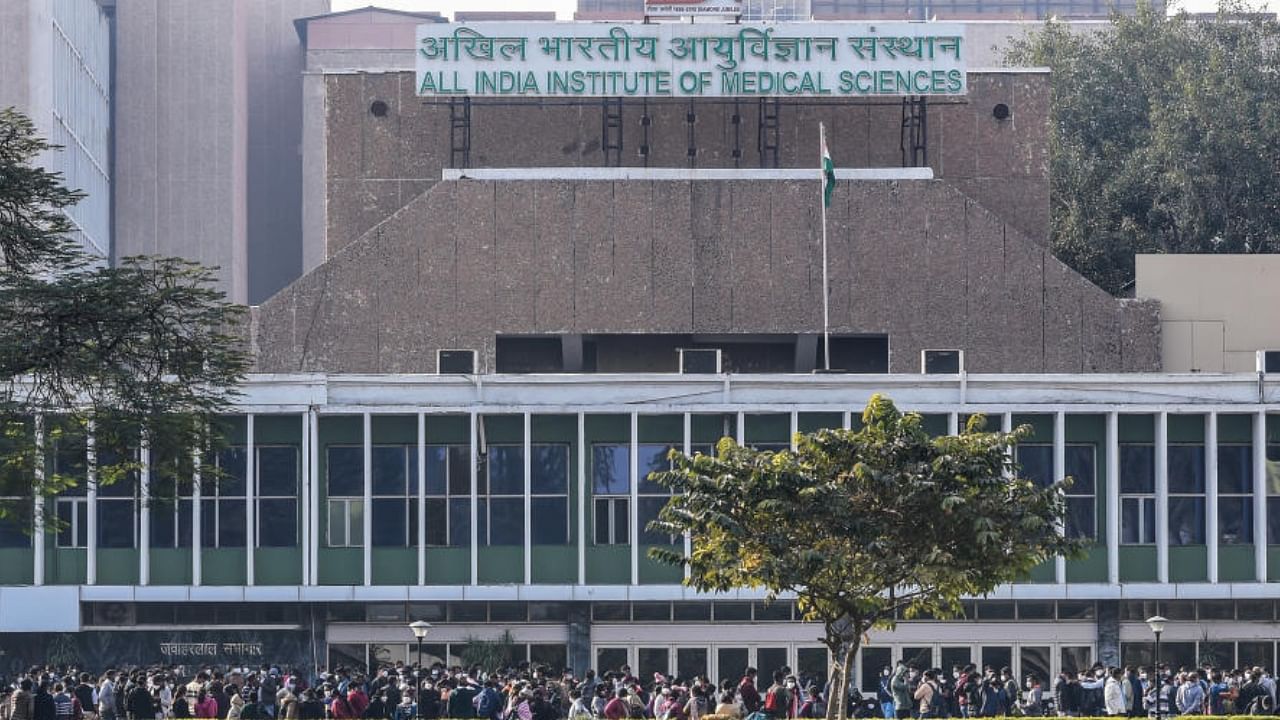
[475,689,496,718]
[763,690,782,716]
[927,684,946,718]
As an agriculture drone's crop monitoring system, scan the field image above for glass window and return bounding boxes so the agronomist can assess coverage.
[719,647,750,684]
[941,647,971,673]
[371,445,416,547]
[1219,444,1253,544]
[594,444,629,546]
[1017,445,1052,486]
[426,445,469,548]
[978,602,1015,620]
[1168,445,1205,545]
[449,603,487,622]
[592,603,629,622]
[638,647,670,681]
[902,647,932,670]
[632,603,671,622]
[596,648,629,675]
[97,476,137,549]
[1017,602,1055,620]
[489,602,527,622]
[1057,601,1096,620]
[1065,445,1097,539]
[327,498,363,547]
[327,446,362,497]
[530,644,568,674]
[797,648,829,688]
[754,602,792,621]
[673,603,711,622]
[1198,601,1234,620]
[861,647,891,692]
[714,602,751,621]
[1121,444,1155,544]
[981,646,1012,673]
[528,603,568,622]
[677,647,708,680]
[757,647,789,679]
[257,446,298,547]
[1238,600,1274,621]
[531,445,570,546]
[56,498,88,548]
[1199,642,1234,668]
[1238,641,1275,670]
[1060,646,1092,675]
[1020,646,1051,686]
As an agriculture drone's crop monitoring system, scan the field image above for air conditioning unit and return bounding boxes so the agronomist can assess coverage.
[1259,350,1280,374]
[437,349,476,374]
[921,349,964,375]
[679,348,722,374]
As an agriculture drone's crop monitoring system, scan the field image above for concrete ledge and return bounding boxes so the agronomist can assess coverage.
[442,167,935,182]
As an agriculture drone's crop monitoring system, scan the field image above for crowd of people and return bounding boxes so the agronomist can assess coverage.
[0,660,1277,720]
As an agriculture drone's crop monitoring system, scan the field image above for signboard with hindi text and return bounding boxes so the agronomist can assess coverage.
[416,23,966,98]
[644,0,744,16]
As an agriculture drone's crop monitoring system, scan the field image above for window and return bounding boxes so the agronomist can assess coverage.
[371,445,417,547]
[1218,444,1253,545]
[1120,444,1155,544]
[147,457,193,550]
[96,447,138,549]
[481,445,524,546]
[53,435,88,549]
[258,446,299,547]
[638,444,678,546]
[425,445,470,547]
[1268,445,1280,544]
[531,445,570,545]
[593,444,629,545]
[327,446,363,547]
[1168,445,1205,545]
[201,447,247,548]
[1016,444,1096,539]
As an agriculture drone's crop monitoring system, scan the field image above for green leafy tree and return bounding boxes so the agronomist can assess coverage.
[0,107,248,528]
[648,395,1081,720]
[1005,3,1280,295]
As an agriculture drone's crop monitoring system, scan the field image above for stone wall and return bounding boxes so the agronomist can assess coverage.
[317,70,1051,266]
[255,177,1158,374]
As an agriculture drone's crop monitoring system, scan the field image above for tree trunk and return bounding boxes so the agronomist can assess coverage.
[835,641,859,720]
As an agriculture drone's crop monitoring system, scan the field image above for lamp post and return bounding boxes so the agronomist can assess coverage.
[1146,615,1167,720]
[409,621,432,720]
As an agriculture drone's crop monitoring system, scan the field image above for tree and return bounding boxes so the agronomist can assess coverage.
[0,107,248,527]
[1004,3,1280,295]
[648,395,1081,720]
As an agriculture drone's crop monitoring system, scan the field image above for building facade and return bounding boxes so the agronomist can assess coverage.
[577,0,1161,20]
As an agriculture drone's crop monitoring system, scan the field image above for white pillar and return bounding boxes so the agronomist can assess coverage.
[1001,413,1013,480]
[736,411,745,445]
[362,412,372,586]
[300,412,311,586]
[1206,412,1219,583]
[470,412,479,586]
[33,416,44,586]
[139,438,150,585]
[577,412,586,586]
[245,414,255,585]
[842,411,852,430]
[523,412,532,585]
[1106,412,1120,585]
[192,449,202,586]
[790,412,799,451]
[418,412,427,586]
[948,412,960,436]
[308,409,320,585]
[1054,411,1066,583]
[86,425,97,585]
[630,412,640,587]
[1155,412,1169,584]
[683,412,692,582]
[1253,411,1268,581]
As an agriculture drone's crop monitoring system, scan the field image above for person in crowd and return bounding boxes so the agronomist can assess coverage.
[1020,676,1044,717]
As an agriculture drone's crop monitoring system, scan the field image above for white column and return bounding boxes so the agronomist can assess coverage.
[1106,412,1120,585]
[362,412,372,586]
[139,439,150,585]
[948,412,960,436]
[300,412,311,586]
[86,426,97,585]
[789,412,799,451]
[308,409,320,585]
[1206,412,1219,583]
[736,411,745,445]
[1001,413,1013,480]
[1253,411,1268,581]
[470,412,479,586]
[33,416,44,586]
[842,411,852,430]
[577,412,586,586]
[1054,411,1066,583]
[245,414,255,586]
[523,412,532,585]
[630,412,640,587]
[683,412,692,582]
[1155,412,1169,584]
[417,412,427,586]
[192,449,202,586]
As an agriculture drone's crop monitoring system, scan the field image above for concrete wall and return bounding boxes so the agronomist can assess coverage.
[254,177,1158,374]
[1136,254,1280,373]
[311,70,1051,269]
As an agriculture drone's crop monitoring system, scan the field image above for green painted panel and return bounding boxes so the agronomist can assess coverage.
[1012,414,1054,442]
[425,548,470,584]
[425,415,470,444]
[638,546,682,584]
[0,549,33,584]
[215,415,248,445]
[255,415,302,444]
[1119,546,1159,582]
[1168,545,1207,582]
[318,548,362,585]
[1025,561,1055,584]
[532,546,577,584]
[960,413,997,433]
[483,415,523,444]
[691,414,732,445]
[799,413,844,433]
[256,547,302,585]
[477,546,522,583]
[97,548,138,585]
[1066,549,1107,582]
[744,414,790,445]
[1119,415,1155,443]
[638,416,683,443]
[1269,414,1280,443]
[585,545,629,584]
[372,415,417,443]
[151,549,192,585]
[372,548,417,584]
[47,548,87,585]
[920,414,948,437]
[1269,547,1280,582]
[1219,545,1256,582]
[1218,415,1254,443]
[1167,414,1205,443]
[586,415,630,443]
[202,549,246,585]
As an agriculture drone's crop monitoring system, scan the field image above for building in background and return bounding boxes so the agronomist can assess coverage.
[0,0,114,262]
[579,0,1160,19]
[455,11,559,20]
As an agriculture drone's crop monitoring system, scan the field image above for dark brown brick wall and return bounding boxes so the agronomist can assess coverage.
[255,177,1158,374]
[323,70,1051,259]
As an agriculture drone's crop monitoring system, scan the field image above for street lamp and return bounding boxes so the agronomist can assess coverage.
[409,621,432,720]
[1146,616,1167,720]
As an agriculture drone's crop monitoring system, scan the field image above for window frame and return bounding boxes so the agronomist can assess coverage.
[1167,443,1206,546]
[370,444,417,548]
[425,444,470,548]
[199,446,248,549]
[1217,443,1253,546]
[255,445,300,548]
[591,443,630,547]
[1014,442,1097,540]
[326,444,364,548]
[1120,443,1156,546]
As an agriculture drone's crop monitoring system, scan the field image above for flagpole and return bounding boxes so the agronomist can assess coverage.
[819,123,831,371]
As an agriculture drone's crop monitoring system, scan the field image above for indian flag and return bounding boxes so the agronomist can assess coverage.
[820,123,836,208]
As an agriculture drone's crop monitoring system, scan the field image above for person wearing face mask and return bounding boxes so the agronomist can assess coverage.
[1019,677,1043,717]
[876,668,895,720]
[999,669,1018,716]
[889,664,911,720]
